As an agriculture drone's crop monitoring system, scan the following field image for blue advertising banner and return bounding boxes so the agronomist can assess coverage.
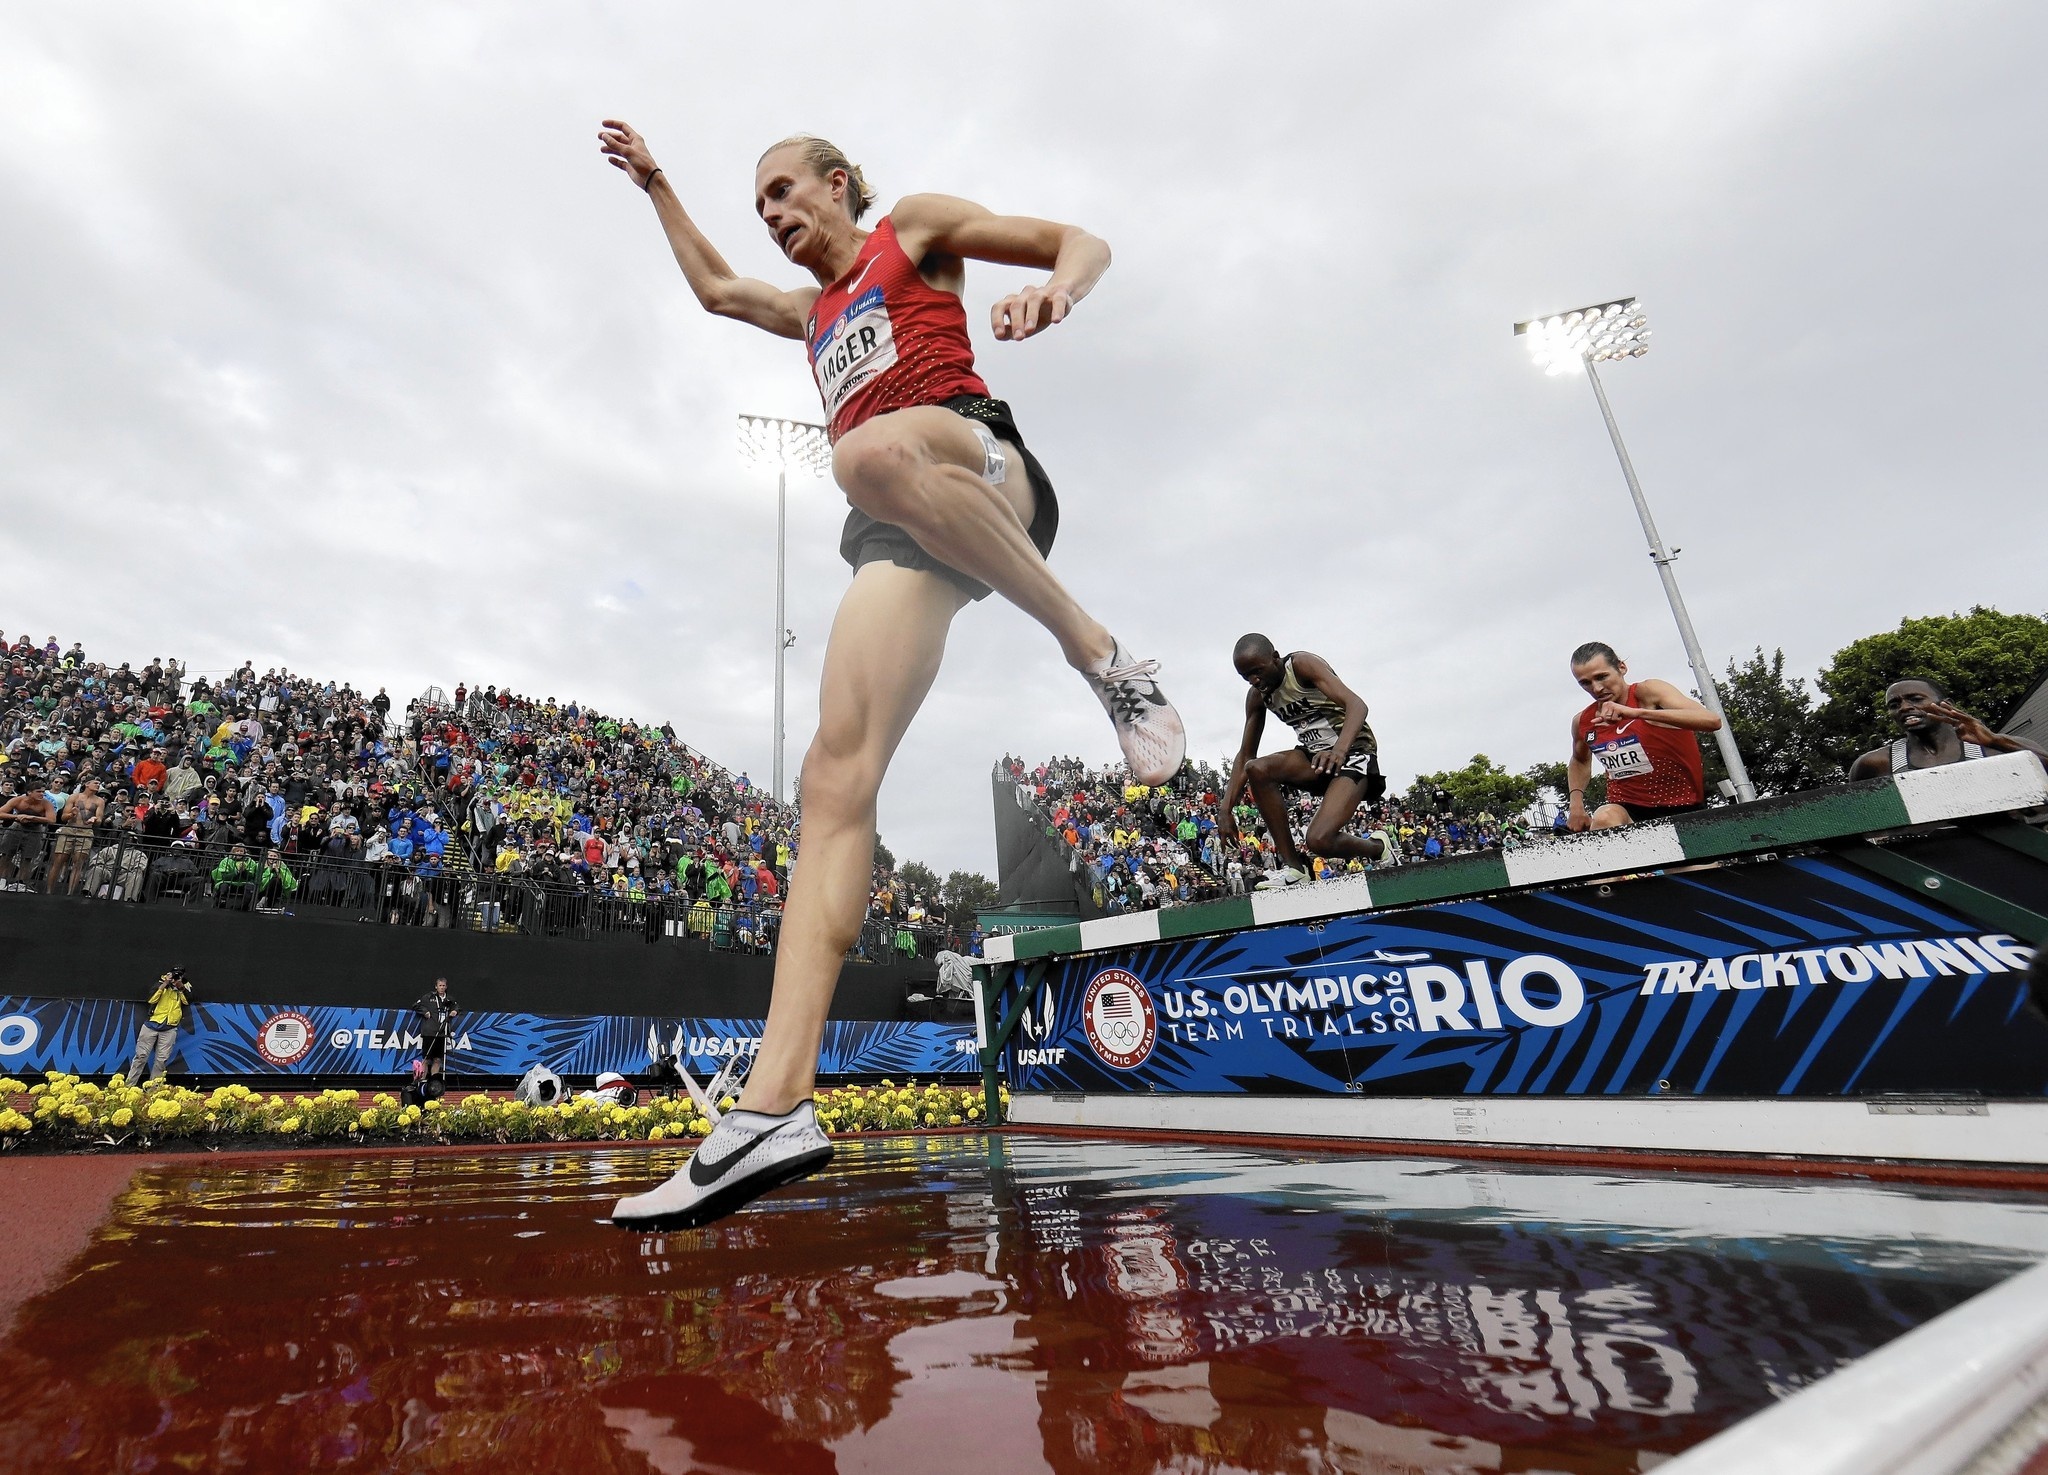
[0,997,977,1081]
[1009,856,2047,1099]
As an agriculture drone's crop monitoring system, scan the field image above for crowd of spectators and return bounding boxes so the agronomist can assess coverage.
[0,629,965,959]
[421,683,971,957]
[1000,753,1537,914]
[416,680,793,943]
[0,630,459,918]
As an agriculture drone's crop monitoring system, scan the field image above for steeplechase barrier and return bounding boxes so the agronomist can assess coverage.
[973,753,2048,1169]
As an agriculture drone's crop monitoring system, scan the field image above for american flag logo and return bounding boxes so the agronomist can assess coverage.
[1083,970,1156,1069]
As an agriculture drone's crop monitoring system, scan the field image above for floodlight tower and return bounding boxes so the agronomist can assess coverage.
[737,415,832,803]
[1514,298,1756,803]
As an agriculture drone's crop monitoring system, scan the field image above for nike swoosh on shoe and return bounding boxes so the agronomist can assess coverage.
[687,1121,793,1188]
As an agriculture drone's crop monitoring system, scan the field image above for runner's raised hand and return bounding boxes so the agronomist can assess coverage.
[599,120,661,188]
[992,283,1073,342]
[1927,701,1997,746]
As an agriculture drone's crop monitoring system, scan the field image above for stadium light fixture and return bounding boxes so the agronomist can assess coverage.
[738,415,832,805]
[1515,296,1650,376]
[1513,298,1756,804]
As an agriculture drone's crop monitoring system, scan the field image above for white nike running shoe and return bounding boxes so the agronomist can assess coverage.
[1084,639,1186,786]
[611,1099,833,1232]
[1255,865,1308,891]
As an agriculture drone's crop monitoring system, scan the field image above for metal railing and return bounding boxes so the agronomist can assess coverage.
[0,827,962,960]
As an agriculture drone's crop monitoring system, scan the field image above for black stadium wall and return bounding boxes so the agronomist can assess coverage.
[0,894,931,1020]
[991,772,1101,918]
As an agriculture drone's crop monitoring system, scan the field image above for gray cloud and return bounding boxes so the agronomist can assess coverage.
[2,2,2041,876]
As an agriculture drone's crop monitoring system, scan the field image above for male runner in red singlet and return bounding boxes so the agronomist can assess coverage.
[1564,642,1722,830]
[597,123,1186,1230]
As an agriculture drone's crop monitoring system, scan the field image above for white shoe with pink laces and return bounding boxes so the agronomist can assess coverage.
[1084,639,1186,786]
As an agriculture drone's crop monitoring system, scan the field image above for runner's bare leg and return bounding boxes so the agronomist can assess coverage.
[1244,752,1311,871]
[832,407,1114,671]
[1302,774,1383,860]
[740,560,967,1114]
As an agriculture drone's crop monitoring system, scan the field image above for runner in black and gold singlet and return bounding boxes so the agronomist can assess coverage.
[1219,634,1386,890]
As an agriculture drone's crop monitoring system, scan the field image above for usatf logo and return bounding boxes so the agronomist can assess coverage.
[1082,969,1156,1070]
[257,1011,315,1067]
[1019,983,1056,1044]
[1015,981,1066,1068]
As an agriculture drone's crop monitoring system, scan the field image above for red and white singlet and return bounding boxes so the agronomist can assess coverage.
[1575,683,1706,808]
[804,217,990,441]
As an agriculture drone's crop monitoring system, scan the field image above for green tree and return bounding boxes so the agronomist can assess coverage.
[1523,759,1604,813]
[898,860,942,898]
[873,837,895,871]
[1404,755,1536,818]
[1815,607,2048,769]
[1704,647,1834,797]
[942,869,999,921]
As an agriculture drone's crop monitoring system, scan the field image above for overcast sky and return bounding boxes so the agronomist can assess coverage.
[3,3,2043,877]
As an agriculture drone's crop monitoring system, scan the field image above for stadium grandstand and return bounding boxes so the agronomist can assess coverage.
[997,752,1536,913]
[0,629,967,961]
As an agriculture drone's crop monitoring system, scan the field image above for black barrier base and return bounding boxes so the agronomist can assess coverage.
[0,892,933,1019]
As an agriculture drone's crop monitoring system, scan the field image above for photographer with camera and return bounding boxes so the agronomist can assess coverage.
[125,966,194,1084]
[411,976,461,1097]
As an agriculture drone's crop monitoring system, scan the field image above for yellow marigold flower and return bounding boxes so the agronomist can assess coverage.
[111,1107,133,1127]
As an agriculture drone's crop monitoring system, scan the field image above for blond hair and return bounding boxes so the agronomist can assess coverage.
[758,134,876,222]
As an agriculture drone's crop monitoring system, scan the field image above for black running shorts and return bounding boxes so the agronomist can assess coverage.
[838,394,1060,603]
[1291,739,1385,799]
[1617,800,1706,823]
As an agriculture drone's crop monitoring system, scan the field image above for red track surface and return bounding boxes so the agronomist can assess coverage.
[0,1155,151,1334]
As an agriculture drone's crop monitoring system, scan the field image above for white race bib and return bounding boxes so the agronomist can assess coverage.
[810,286,897,423]
[1593,735,1655,779]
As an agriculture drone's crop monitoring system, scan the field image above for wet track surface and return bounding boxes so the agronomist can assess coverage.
[1,1135,2045,1473]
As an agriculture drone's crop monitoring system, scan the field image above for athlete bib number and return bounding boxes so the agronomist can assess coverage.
[1593,735,1655,779]
[810,286,898,423]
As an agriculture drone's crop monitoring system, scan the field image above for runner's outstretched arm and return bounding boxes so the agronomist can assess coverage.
[890,194,1111,341]
[599,120,816,339]
[1220,692,1267,838]
[1566,723,1596,832]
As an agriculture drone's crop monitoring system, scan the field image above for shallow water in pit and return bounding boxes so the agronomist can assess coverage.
[2,1135,2046,1474]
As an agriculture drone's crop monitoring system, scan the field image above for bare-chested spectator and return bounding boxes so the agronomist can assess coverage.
[47,777,107,894]
[0,783,58,888]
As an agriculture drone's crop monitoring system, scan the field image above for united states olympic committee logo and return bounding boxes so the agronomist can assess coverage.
[256,1011,315,1068]
[1081,969,1157,1070]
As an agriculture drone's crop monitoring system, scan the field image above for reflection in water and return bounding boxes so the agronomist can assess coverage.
[0,1137,2043,1473]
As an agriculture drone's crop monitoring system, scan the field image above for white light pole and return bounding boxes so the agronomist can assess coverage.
[737,415,832,804]
[1515,298,1757,803]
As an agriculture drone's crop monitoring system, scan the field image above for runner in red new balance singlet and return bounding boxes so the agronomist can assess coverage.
[1563,641,1722,830]
[596,123,1186,1231]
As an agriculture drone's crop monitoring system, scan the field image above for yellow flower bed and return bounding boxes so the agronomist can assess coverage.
[0,1074,1004,1150]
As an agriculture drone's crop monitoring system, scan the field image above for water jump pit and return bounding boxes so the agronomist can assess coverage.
[2,1133,2045,1473]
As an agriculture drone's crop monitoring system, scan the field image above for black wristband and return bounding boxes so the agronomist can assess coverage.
[642,167,664,193]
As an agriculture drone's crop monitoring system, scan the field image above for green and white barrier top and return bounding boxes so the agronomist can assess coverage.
[978,752,2048,967]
